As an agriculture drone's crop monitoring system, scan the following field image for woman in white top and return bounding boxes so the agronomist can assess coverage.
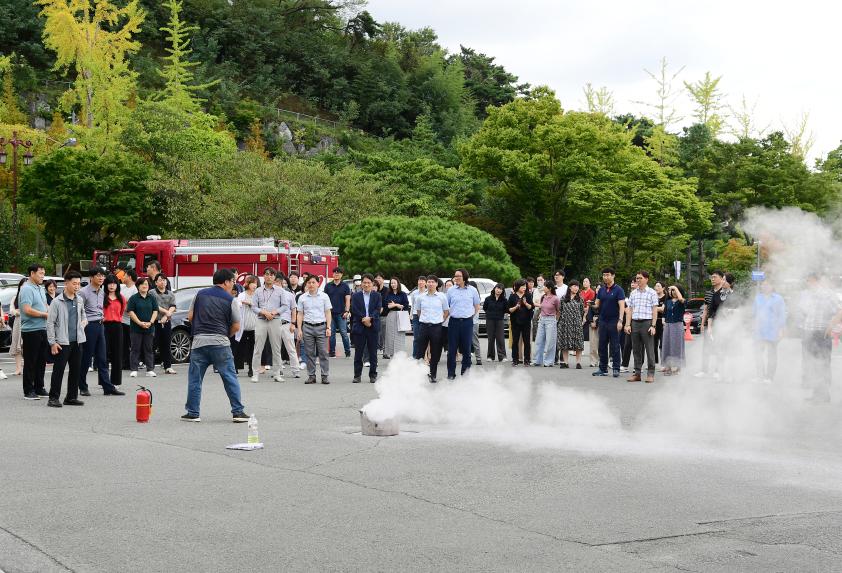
[8,278,27,377]
[236,275,259,378]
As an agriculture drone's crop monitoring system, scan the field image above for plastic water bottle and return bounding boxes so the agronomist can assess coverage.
[247,414,259,444]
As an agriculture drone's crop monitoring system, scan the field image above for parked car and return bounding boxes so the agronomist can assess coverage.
[167,286,209,363]
[684,297,705,333]
[0,272,24,286]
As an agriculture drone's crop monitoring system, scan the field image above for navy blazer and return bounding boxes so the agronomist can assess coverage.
[350,290,382,335]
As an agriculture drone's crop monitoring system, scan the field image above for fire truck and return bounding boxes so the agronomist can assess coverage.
[91,237,340,289]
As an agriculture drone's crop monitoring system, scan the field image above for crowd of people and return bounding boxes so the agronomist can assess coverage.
[3,260,841,415]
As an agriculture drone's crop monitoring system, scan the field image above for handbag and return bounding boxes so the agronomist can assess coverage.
[396,310,412,332]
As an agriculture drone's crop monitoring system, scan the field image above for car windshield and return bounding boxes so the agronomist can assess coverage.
[0,287,17,306]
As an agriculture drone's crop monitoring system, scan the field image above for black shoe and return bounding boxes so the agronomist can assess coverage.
[329,353,336,358]
[181,413,201,422]
[321,377,330,384]
[576,363,582,369]
[232,412,250,423]
[105,389,126,396]
[369,377,377,383]
[80,389,91,396]
[592,370,608,377]
[24,392,40,400]
[428,374,438,383]
[476,360,483,365]
[345,352,351,358]
[36,389,49,397]
[613,370,620,378]
[447,375,456,381]
[352,377,361,383]
[559,363,569,369]
[305,376,317,384]
[47,398,62,408]
[63,399,85,406]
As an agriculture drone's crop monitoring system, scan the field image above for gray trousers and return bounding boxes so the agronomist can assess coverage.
[631,320,656,374]
[472,322,482,362]
[303,322,329,377]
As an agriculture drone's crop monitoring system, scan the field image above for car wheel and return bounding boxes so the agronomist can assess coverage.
[170,329,192,363]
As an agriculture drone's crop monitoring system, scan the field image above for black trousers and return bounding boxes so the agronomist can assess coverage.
[104,322,123,386]
[485,318,506,361]
[353,328,379,379]
[598,321,622,372]
[511,321,531,365]
[21,329,48,396]
[121,323,132,369]
[621,330,632,367]
[630,320,656,374]
[130,331,155,372]
[237,330,255,375]
[262,339,273,367]
[49,342,81,401]
[154,321,173,369]
[415,322,444,378]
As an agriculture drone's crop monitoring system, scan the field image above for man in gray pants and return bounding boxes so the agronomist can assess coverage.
[296,275,333,384]
[624,271,659,383]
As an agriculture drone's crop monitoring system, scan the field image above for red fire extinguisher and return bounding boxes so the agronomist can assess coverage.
[136,386,153,423]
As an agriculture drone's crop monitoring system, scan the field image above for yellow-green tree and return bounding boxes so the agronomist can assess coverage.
[157,0,217,113]
[36,0,145,149]
[244,118,268,158]
[0,56,27,125]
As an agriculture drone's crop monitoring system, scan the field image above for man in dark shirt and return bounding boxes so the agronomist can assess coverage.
[323,267,352,358]
[592,267,626,377]
[696,270,725,378]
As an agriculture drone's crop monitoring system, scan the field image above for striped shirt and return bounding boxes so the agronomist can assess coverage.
[627,286,659,321]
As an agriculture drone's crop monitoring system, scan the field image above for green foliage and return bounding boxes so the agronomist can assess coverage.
[707,238,756,285]
[19,148,155,263]
[454,45,527,117]
[0,58,28,125]
[149,153,383,245]
[460,87,712,278]
[333,216,521,285]
[120,100,236,163]
[156,0,218,113]
[684,72,725,137]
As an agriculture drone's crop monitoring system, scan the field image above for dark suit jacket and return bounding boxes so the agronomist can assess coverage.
[350,290,382,335]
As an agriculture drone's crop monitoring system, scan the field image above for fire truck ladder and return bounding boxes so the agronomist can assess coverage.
[185,238,277,248]
[285,241,301,277]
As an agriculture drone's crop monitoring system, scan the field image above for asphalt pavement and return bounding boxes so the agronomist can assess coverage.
[2,336,842,573]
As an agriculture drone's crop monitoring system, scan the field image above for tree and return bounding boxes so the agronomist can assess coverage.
[455,45,527,117]
[684,71,725,137]
[0,57,28,125]
[783,111,815,161]
[583,83,615,115]
[120,100,236,164]
[149,153,383,244]
[36,0,146,149]
[460,87,711,276]
[728,94,768,140]
[244,118,269,158]
[333,216,520,285]
[707,238,756,286]
[19,148,155,264]
[156,0,218,113]
[635,57,685,130]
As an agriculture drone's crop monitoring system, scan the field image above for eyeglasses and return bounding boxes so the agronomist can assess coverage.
[635,276,644,280]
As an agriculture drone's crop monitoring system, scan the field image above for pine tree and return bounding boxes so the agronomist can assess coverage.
[157,0,218,113]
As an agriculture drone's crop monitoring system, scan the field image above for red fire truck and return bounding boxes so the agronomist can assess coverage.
[91,237,340,289]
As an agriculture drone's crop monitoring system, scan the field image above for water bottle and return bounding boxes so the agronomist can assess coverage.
[247,414,259,444]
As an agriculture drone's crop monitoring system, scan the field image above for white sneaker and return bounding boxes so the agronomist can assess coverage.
[165,367,176,374]
[619,367,629,373]
[501,357,509,362]
[364,361,370,367]
[273,374,285,382]
[130,371,138,378]
[250,375,259,383]
[693,371,707,378]
[0,370,7,380]
[88,366,94,372]
[146,371,157,378]
[293,370,301,378]
[299,361,307,369]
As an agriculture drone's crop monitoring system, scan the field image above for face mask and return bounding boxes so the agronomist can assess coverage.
[537,280,544,288]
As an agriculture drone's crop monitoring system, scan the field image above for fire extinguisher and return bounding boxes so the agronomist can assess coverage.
[136,385,153,423]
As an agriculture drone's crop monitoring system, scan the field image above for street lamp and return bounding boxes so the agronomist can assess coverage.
[0,131,33,272]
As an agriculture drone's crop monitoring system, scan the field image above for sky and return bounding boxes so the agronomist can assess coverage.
[364,0,840,165]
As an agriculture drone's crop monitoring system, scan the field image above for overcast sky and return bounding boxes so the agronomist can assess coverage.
[365,0,840,164]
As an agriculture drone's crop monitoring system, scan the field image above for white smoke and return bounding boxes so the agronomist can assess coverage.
[362,208,842,464]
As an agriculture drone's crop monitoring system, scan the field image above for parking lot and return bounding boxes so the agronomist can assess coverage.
[3,337,842,572]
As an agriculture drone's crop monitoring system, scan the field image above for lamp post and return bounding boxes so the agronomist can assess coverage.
[0,131,33,272]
